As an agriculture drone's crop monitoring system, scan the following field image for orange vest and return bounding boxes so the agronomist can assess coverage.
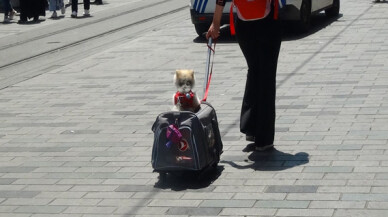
[230,0,279,35]
[234,0,271,20]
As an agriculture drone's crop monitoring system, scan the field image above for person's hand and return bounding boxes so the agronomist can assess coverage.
[206,23,220,40]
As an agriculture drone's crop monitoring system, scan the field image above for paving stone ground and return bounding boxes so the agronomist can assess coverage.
[1,0,388,216]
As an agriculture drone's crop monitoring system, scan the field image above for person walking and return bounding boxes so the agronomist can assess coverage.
[71,0,90,18]
[207,0,282,151]
[49,0,66,18]
[2,0,17,23]
[18,0,47,23]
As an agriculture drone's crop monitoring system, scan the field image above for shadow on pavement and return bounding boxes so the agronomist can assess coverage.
[373,0,388,3]
[17,19,46,25]
[282,13,343,41]
[153,165,224,191]
[222,146,309,171]
[49,15,66,20]
[71,15,94,19]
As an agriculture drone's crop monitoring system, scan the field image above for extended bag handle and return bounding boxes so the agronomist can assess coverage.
[202,37,216,102]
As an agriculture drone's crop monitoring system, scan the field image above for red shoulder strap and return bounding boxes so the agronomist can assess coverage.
[229,2,236,36]
[273,0,279,20]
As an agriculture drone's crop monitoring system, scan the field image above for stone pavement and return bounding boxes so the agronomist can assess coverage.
[1,0,388,216]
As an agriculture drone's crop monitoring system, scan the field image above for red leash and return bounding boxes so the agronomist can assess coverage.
[202,39,216,102]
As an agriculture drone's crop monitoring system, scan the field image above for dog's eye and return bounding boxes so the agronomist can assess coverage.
[186,81,191,86]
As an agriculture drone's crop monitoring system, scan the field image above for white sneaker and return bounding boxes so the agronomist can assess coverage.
[61,6,66,15]
[51,11,58,18]
[9,10,18,20]
[71,11,77,18]
[83,9,90,17]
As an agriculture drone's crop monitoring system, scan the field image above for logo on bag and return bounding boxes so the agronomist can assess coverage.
[178,139,189,152]
[176,156,192,162]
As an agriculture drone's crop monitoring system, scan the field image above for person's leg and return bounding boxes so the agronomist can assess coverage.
[60,0,66,14]
[84,0,90,10]
[256,40,280,146]
[236,16,281,148]
[259,15,281,145]
[49,0,55,11]
[71,0,78,17]
[3,0,11,15]
[18,0,28,22]
[82,0,90,16]
[253,17,281,147]
[71,0,78,13]
[3,0,10,22]
[9,1,18,19]
[32,0,45,21]
[236,18,261,138]
[49,0,58,17]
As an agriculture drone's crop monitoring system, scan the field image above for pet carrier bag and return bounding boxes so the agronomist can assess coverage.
[151,102,223,175]
[151,38,222,178]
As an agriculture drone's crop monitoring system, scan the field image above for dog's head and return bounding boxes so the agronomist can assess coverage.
[174,69,195,93]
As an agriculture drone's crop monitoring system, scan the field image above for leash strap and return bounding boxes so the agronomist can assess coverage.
[202,39,216,102]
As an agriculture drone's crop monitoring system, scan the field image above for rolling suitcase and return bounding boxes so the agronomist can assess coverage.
[151,38,222,179]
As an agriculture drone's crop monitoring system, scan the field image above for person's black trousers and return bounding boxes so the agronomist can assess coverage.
[235,12,281,146]
[19,0,46,21]
[71,0,90,12]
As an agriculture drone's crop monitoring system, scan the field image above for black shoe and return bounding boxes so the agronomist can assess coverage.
[246,135,255,142]
[255,144,274,151]
[17,19,27,24]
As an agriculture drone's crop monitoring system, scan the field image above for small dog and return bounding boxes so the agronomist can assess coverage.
[172,69,201,112]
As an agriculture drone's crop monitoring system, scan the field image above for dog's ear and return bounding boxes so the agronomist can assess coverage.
[175,70,182,79]
[175,69,195,79]
[188,70,195,81]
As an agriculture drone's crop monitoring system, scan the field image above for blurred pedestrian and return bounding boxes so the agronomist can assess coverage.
[71,0,90,18]
[2,0,18,23]
[18,0,47,23]
[49,0,66,18]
